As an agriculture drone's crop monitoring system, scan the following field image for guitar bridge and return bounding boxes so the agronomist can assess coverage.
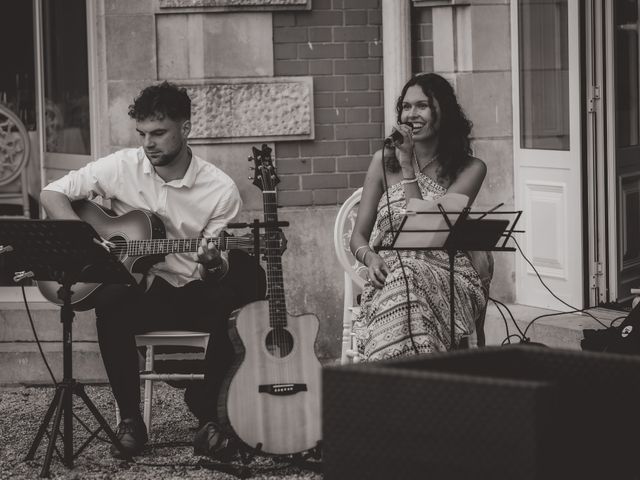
[258,383,307,396]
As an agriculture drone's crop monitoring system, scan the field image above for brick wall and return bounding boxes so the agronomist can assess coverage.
[273,0,384,207]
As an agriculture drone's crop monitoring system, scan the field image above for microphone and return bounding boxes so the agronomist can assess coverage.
[383,123,413,146]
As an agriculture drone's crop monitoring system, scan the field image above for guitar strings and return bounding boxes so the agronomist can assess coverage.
[260,157,296,382]
[264,192,291,379]
[104,237,256,256]
[263,189,281,363]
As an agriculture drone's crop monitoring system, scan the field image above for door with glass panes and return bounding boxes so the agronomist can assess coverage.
[512,0,584,309]
[587,0,640,306]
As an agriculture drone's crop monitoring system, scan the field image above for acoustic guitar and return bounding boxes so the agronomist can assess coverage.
[219,145,322,456]
[37,200,274,310]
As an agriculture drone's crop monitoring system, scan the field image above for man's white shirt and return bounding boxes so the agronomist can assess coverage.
[43,147,242,287]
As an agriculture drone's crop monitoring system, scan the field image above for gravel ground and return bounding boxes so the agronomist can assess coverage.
[0,384,322,480]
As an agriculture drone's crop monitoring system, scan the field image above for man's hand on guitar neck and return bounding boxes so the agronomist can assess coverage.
[197,237,229,281]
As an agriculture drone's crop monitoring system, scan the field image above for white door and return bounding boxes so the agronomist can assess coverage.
[511,0,585,310]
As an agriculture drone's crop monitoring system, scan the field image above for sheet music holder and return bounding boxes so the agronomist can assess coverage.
[376,201,522,350]
[0,219,136,477]
[1,219,136,285]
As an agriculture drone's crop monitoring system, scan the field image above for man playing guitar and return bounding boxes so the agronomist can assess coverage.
[40,82,265,459]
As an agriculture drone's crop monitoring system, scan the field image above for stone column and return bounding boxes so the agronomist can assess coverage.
[382,0,412,134]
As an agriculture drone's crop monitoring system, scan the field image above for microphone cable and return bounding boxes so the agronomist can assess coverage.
[489,296,525,344]
[379,144,420,355]
[507,236,608,339]
[19,282,57,385]
[609,315,627,328]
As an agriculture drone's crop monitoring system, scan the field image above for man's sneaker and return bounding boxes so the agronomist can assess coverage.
[110,417,148,459]
[193,421,236,461]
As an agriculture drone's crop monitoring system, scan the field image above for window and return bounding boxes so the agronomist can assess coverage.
[0,1,36,131]
[42,0,91,155]
[518,0,570,150]
[615,0,640,147]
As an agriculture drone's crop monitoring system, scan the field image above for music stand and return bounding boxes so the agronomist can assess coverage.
[377,205,522,350]
[0,219,136,477]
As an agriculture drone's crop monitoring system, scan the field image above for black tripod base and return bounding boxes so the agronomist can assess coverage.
[25,380,129,478]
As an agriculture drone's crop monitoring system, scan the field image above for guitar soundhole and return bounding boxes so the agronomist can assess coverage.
[265,328,294,358]
[109,235,127,261]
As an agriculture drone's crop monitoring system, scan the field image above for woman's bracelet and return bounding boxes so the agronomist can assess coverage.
[401,176,418,186]
[354,245,370,263]
[362,249,373,266]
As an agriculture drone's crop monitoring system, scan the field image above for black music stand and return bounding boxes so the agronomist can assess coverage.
[0,219,136,477]
[377,205,522,350]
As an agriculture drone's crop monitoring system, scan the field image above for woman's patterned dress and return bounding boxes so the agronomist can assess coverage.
[353,172,487,361]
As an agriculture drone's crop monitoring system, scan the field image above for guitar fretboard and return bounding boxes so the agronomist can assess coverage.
[263,191,287,328]
[122,237,253,257]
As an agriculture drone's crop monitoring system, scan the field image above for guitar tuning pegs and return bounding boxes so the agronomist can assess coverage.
[247,156,253,162]
[248,176,253,180]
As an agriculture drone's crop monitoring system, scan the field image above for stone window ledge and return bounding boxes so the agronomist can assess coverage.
[413,0,470,7]
[157,0,311,13]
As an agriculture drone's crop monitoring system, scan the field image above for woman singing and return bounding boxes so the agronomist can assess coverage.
[349,73,488,361]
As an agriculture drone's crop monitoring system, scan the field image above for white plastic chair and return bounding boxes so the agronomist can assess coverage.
[115,330,210,433]
[333,188,367,364]
[333,188,491,363]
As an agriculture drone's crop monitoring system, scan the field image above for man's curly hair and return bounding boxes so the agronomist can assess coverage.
[385,73,473,182]
[128,81,191,121]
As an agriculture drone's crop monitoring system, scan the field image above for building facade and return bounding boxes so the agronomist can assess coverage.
[0,0,637,379]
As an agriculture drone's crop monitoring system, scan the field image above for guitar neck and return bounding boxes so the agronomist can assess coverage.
[263,190,287,328]
[126,236,253,257]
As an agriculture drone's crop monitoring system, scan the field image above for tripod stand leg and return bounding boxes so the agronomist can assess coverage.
[74,384,130,458]
[25,387,62,461]
[64,385,73,467]
[41,386,67,477]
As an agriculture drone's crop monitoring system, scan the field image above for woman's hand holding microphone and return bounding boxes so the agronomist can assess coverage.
[387,123,414,176]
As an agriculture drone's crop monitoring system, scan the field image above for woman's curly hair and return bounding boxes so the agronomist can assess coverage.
[384,73,473,182]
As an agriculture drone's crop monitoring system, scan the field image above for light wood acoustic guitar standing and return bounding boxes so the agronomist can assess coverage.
[37,200,269,310]
[219,145,322,456]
